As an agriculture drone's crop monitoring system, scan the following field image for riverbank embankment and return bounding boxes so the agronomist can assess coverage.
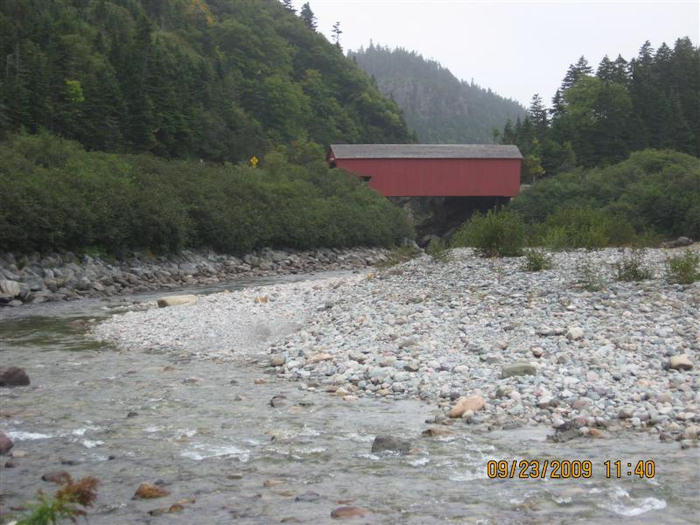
[0,247,390,307]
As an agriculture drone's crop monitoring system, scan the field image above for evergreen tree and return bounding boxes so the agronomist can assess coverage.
[282,0,295,13]
[596,55,615,81]
[528,93,548,137]
[300,3,317,31]
[332,21,342,49]
[550,89,565,118]
[612,55,630,85]
[561,56,593,90]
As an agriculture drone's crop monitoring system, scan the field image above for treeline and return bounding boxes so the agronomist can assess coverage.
[499,38,700,181]
[0,0,414,162]
[349,44,525,144]
[0,133,413,255]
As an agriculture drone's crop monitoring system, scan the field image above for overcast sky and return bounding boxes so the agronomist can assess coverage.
[287,0,699,107]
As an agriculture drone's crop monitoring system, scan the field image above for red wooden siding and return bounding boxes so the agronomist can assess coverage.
[334,157,521,197]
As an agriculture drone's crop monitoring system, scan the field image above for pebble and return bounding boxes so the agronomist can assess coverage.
[0,367,30,387]
[566,326,584,341]
[270,355,286,367]
[134,483,170,499]
[371,435,412,455]
[448,395,485,418]
[42,471,71,484]
[669,354,693,371]
[0,431,13,455]
[331,506,367,519]
[501,362,537,378]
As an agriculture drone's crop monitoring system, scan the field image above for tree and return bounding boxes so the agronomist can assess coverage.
[282,0,295,13]
[332,21,342,49]
[561,56,593,91]
[300,3,317,30]
[528,93,548,137]
[596,55,615,81]
[550,89,565,118]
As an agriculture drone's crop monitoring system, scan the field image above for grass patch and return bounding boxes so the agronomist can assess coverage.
[615,248,653,281]
[426,237,451,263]
[522,248,553,271]
[665,249,700,284]
[575,257,605,291]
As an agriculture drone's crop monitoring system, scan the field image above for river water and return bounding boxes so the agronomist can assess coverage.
[1,274,698,524]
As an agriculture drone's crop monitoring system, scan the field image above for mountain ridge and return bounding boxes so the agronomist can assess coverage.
[349,43,526,144]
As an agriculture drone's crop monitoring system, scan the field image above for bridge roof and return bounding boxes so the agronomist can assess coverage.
[330,144,522,160]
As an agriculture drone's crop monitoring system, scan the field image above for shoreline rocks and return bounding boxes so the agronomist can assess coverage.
[0,247,392,307]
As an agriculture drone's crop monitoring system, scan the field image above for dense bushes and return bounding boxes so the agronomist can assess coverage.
[511,149,700,240]
[534,206,637,249]
[0,134,413,255]
[451,209,525,256]
[450,150,699,256]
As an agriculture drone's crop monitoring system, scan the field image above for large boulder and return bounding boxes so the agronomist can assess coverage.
[24,276,45,291]
[661,236,693,248]
[0,279,20,297]
[0,367,30,387]
[157,295,197,308]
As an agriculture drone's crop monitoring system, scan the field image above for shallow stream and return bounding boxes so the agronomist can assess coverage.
[1,274,698,524]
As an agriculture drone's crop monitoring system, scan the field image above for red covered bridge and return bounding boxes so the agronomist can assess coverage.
[328,144,522,197]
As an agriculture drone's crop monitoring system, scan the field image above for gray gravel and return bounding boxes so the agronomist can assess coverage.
[92,247,699,443]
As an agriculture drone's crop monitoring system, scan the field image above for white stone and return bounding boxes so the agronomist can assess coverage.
[156,294,197,308]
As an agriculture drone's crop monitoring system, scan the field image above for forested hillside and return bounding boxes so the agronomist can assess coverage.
[0,0,414,161]
[349,44,525,144]
[500,37,700,180]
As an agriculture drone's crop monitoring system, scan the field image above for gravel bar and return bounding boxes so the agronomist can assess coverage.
[93,247,699,444]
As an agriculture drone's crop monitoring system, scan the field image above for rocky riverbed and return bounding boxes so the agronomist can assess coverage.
[92,247,699,445]
[0,247,390,307]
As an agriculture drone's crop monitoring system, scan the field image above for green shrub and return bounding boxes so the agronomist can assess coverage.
[426,237,450,263]
[451,209,525,257]
[665,249,700,284]
[615,249,653,281]
[511,150,700,240]
[522,248,553,271]
[576,258,605,291]
[539,207,624,249]
[0,134,414,255]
